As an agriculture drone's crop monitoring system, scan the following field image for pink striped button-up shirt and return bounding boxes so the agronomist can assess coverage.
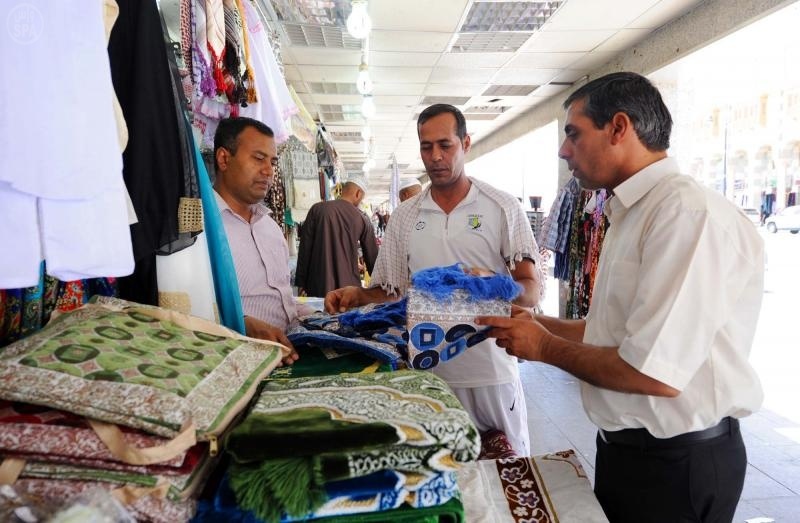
[215,192,297,330]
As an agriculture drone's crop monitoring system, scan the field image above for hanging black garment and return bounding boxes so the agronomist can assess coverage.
[108,0,190,304]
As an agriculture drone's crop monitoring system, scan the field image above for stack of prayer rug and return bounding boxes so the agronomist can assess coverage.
[200,370,479,522]
[0,296,286,522]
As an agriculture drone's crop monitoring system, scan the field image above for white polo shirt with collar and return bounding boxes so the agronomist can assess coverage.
[582,157,764,438]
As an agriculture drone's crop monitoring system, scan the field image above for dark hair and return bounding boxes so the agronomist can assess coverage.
[563,72,672,151]
[417,104,467,140]
[214,117,274,171]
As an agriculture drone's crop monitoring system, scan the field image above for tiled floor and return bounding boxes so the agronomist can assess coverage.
[519,362,800,522]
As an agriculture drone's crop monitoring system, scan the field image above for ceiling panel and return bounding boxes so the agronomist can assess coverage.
[630,0,705,29]
[296,65,358,82]
[567,50,619,71]
[369,30,453,53]
[369,51,441,67]
[520,29,616,52]
[424,83,488,97]
[492,67,561,85]
[545,0,661,30]
[594,28,653,52]
[288,47,361,66]
[436,52,514,69]
[369,0,469,32]
[428,67,497,84]
[371,83,427,96]
[506,52,584,69]
[369,66,433,83]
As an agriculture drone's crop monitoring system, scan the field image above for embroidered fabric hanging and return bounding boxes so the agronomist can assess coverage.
[565,189,609,319]
[0,263,117,349]
[278,136,320,223]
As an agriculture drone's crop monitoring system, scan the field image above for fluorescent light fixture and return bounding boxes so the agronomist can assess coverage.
[346,0,371,40]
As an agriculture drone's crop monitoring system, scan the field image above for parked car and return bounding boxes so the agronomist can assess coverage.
[741,208,761,226]
[765,205,800,233]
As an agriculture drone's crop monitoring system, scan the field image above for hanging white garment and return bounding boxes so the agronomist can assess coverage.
[0,184,41,288]
[39,176,134,283]
[238,0,296,143]
[156,231,218,323]
[0,1,123,201]
[0,1,134,287]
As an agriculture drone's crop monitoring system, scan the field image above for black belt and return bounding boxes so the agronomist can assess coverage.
[598,417,737,449]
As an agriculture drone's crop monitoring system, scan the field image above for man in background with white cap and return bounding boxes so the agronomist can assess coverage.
[398,177,422,203]
[295,176,379,298]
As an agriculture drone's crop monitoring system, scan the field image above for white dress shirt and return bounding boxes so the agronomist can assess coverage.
[582,157,764,438]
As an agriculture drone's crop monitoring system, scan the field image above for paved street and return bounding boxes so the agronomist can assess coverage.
[753,227,800,424]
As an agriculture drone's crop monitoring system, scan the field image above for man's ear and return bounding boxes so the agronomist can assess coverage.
[462,134,472,152]
[215,147,228,172]
[609,112,631,145]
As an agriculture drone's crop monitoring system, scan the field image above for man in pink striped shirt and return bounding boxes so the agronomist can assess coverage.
[213,117,299,366]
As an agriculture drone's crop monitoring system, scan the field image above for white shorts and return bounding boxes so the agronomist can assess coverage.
[451,378,530,456]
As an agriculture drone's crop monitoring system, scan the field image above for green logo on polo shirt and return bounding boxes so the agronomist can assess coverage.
[468,214,483,230]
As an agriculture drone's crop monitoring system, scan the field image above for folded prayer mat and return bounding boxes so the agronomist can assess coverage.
[406,264,521,370]
[0,400,190,469]
[287,302,408,369]
[224,370,479,521]
[1,441,204,478]
[285,324,403,370]
[0,296,285,441]
[266,345,391,379]
[456,449,609,522]
[10,445,216,502]
[306,497,464,523]
[194,469,458,522]
[194,476,465,523]
[226,370,479,462]
[12,477,198,523]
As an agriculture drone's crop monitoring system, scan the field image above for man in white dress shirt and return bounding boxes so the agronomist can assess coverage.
[477,72,764,522]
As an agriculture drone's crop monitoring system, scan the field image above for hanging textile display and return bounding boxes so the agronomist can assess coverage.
[238,0,297,143]
[0,264,117,349]
[540,179,608,319]
[188,0,296,150]
[109,0,197,305]
[288,86,320,152]
[264,168,288,234]
[278,136,320,224]
[565,190,609,319]
[0,1,133,290]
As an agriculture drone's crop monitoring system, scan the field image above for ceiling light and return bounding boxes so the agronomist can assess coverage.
[356,62,373,95]
[361,95,376,119]
[346,0,372,40]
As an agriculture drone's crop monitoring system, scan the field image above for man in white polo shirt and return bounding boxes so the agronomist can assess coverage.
[325,104,544,455]
[477,72,764,522]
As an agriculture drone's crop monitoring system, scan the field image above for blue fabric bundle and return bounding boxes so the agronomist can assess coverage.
[338,298,407,330]
[410,263,521,302]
